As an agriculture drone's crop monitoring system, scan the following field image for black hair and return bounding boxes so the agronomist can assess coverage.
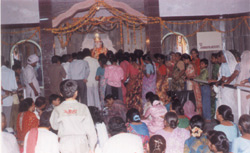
[130,53,137,62]
[108,116,126,136]
[126,108,141,123]
[149,135,166,153]
[98,55,108,66]
[19,98,33,112]
[72,53,78,59]
[217,51,223,57]
[77,51,84,59]
[166,91,176,99]
[143,54,155,72]
[172,99,184,115]
[104,94,114,101]
[106,50,114,59]
[146,92,155,100]
[175,52,182,58]
[149,94,160,104]
[60,79,78,98]
[190,115,205,130]
[165,112,178,129]
[200,58,209,66]
[61,54,69,63]
[207,130,229,153]
[39,111,52,127]
[12,64,21,71]
[238,114,250,134]
[217,105,234,122]
[88,106,104,124]
[49,94,61,104]
[110,55,118,63]
[191,48,199,57]
[211,53,218,58]
[35,97,46,107]
[181,53,191,61]
[82,48,91,58]
[51,55,60,64]
[134,49,144,64]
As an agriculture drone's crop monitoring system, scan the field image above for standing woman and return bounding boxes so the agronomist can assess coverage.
[96,54,108,109]
[126,53,143,113]
[155,54,169,104]
[182,54,202,115]
[16,98,39,146]
[191,48,201,75]
[142,54,156,106]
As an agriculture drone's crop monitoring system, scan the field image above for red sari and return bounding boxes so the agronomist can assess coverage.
[155,63,169,103]
[192,58,201,75]
[16,111,39,143]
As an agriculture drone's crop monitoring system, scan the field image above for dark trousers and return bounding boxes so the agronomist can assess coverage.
[75,80,87,105]
[201,85,211,120]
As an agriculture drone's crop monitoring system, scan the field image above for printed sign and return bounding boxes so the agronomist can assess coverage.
[197,31,222,51]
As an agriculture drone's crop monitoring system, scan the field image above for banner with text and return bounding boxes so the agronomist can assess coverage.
[197,31,222,51]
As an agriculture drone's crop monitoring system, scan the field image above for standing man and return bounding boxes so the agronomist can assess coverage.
[23,54,41,101]
[48,55,66,95]
[1,56,18,127]
[83,48,101,109]
[68,52,90,105]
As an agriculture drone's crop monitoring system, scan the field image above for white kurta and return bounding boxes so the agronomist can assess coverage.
[50,100,97,153]
[84,56,101,108]
[23,64,41,101]
[23,128,60,153]
[1,66,18,107]
[61,62,70,80]
[2,132,20,153]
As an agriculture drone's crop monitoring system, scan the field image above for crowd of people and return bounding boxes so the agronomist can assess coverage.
[1,47,250,153]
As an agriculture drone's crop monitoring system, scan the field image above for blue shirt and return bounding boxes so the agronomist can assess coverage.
[232,137,250,153]
[146,63,154,75]
[130,122,149,137]
[96,67,105,77]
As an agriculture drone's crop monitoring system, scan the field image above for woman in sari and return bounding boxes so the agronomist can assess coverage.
[215,50,238,122]
[155,54,169,104]
[182,54,202,114]
[172,52,186,91]
[191,48,201,75]
[96,54,108,109]
[126,54,143,113]
[126,108,149,151]
[237,50,250,115]
[16,98,39,146]
[142,54,156,106]
[155,112,190,153]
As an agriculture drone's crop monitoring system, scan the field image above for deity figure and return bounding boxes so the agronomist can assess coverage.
[91,33,107,59]
[176,35,188,54]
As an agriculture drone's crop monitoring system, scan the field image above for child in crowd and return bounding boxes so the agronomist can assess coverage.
[148,135,166,153]
[46,94,61,112]
[126,108,150,151]
[164,91,176,112]
[184,115,211,153]
[103,94,127,124]
[88,106,109,152]
[214,105,240,151]
[50,80,97,153]
[156,112,190,153]
[143,91,155,117]
[143,94,167,135]
[207,130,229,153]
[232,114,250,153]
[34,97,47,119]
[23,111,60,153]
[104,55,124,101]
[103,116,143,153]
[172,99,189,129]
[196,58,211,122]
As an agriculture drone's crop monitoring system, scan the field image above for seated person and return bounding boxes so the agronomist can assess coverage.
[34,97,47,119]
[103,94,127,124]
[148,135,166,153]
[23,111,60,153]
[2,112,20,153]
[207,130,229,153]
[102,116,143,153]
[46,94,62,112]
[172,99,189,129]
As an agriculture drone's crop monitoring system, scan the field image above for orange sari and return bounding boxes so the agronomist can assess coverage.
[17,111,39,143]
[155,63,169,103]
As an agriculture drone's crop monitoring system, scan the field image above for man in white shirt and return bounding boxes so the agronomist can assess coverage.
[102,116,143,153]
[83,48,101,109]
[23,54,41,101]
[50,80,97,153]
[61,54,72,80]
[23,111,59,153]
[1,56,18,127]
[68,52,90,105]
